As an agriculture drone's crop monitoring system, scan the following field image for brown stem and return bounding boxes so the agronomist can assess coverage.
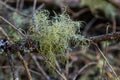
[73,62,97,80]
[6,50,18,80]
[0,0,29,17]
[30,53,50,80]
[90,32,120,43]
[0,16,26,38]
[17,52,32,80]
[93,43,119,80]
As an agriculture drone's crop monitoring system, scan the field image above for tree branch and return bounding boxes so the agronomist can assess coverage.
[90,32,120,43]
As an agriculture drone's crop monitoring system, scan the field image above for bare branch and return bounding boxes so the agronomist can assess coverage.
[30,53,50,80]
[93,43,119,80]
[73,62,97,80]
[0,16,26,38]
[17,52,32,80]
[90,32,120,43]
[6,49,18,80]
[0,0,29,17]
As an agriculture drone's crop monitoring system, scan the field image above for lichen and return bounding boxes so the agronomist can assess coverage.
[29,10,89,67]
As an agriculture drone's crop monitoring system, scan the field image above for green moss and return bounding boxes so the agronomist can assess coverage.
[30,10,89,67]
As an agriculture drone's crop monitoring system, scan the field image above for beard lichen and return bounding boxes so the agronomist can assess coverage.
[30,10,89,67]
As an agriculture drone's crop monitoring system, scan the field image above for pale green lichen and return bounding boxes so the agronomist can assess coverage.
[30,10,89,66]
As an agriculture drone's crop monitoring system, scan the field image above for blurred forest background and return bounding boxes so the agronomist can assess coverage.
[0,0,120,80]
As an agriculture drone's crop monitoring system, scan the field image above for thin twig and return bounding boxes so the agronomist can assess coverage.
[16,0,20,11]
[101,25,110,79]
[55,59,62,72]
[30,53,50,80]
[17,52,32,80]
[0,0,29,17]
[36,3,45,11]
[0,65,43,77]
[112,17,116,32]
[0,27,10,40]
[93,43,119,80]
[48,61,67,80]
[73,62,97,80]
[19,0,24,10]
[0,16,26,38]
[65,50,70,79]
[33,0,37,14]
[6,49,18,80]
[83,17,97,36]
[71,8,90,19]
[42,55,67,80]
[4,0,9,3]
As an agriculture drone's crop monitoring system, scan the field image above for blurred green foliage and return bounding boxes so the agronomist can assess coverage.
[81,0,116,19]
